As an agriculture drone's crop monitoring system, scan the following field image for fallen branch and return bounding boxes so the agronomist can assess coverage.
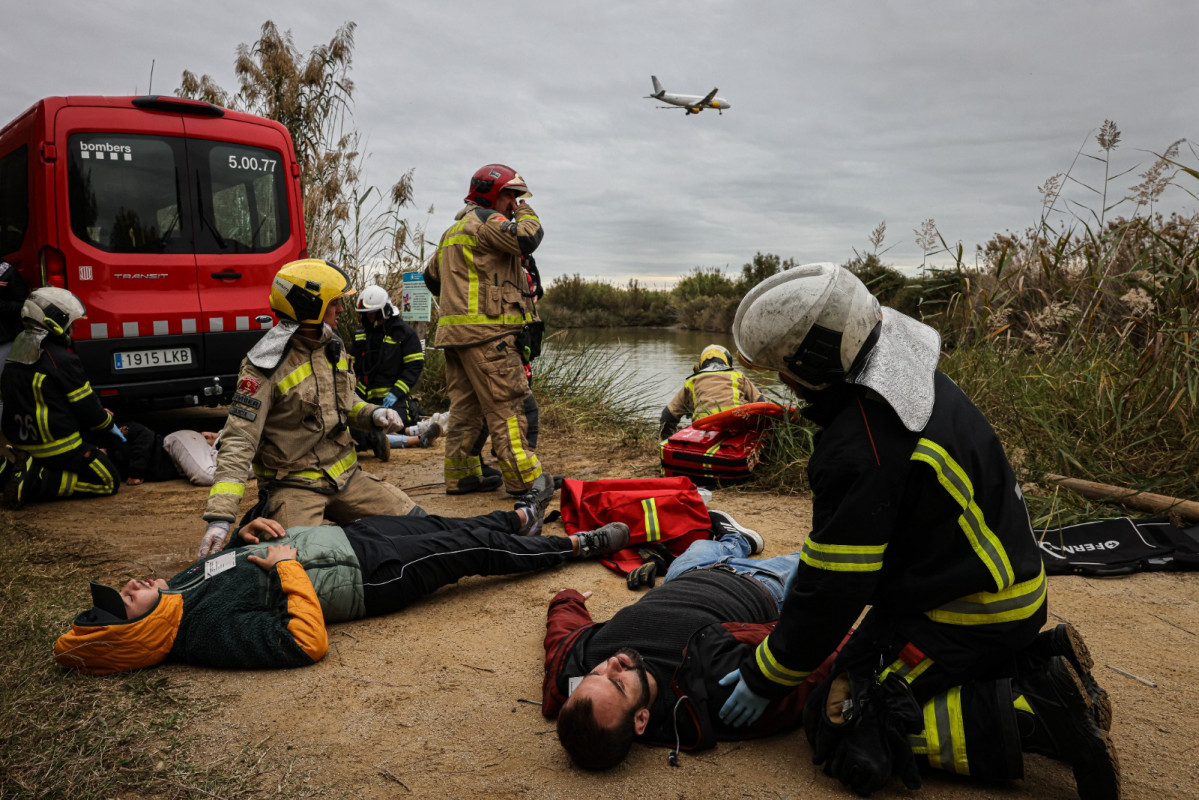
[1044,474,1199,523]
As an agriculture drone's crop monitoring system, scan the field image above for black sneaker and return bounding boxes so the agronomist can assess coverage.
[574,523,631,558]
[446,472,504,495]
[514,473,555,536]
[708,509,765,554]
[1014,656,1121,800]
[1019,624,1111,732]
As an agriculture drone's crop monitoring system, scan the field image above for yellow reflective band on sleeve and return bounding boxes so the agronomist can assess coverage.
[383,336,397,345]
[354,332,366,342]
[365,387,390,400]
[753,638,810,688]
[351,401,370,416]
[66,381,94,402]
[799,538,887,572]
[925,565,1047,626]
[356,380,368,395]
[393,380,411,395]
[642,498,661,542]
[911,439,1015,591]
[918,688,970,775]
[880,653,935,685]
[402,352,424,363]
[277,363,314,395]
[209,481,246,499]
[18,431,83,458]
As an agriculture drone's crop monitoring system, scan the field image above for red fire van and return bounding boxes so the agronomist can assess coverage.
[0,95,307,407]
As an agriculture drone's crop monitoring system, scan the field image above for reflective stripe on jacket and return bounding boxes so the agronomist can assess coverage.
[427,203,542,348]
[741,373,1046,698]
[204,330,379,523]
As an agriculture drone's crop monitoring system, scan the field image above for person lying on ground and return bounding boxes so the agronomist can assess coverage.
[543,510,836,770]
[55,510,631,675]
[105,422,220,486]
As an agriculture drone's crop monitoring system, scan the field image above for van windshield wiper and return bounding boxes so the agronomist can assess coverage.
[195,187,228,250]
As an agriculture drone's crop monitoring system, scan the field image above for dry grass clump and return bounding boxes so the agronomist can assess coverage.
[0,523,313,799]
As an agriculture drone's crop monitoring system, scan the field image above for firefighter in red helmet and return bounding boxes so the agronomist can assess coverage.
[423,165,553,532]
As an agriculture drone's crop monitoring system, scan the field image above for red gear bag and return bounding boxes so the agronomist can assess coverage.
[558,477,712,575]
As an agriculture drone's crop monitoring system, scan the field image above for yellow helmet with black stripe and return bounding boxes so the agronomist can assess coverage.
[696,344,732,372]
[269,259,355,324]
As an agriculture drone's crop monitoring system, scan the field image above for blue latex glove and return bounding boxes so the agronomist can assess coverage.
[109,424,127,443]
[381,393,399,409]
[718,669,770,728]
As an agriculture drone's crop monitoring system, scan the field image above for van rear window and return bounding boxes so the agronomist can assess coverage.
[0,145,29,255]
[68,134,187,254]
[66,134,290,256]
[195,142,288,254]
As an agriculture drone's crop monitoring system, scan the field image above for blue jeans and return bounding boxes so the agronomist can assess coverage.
[663,534,800,611]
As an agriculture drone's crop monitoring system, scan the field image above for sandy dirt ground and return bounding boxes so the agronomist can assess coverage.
[16,412,1199,799]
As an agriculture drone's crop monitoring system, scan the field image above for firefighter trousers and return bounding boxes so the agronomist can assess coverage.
[17,443,119,502]
[262,467,417,529]
[442,338,543,494]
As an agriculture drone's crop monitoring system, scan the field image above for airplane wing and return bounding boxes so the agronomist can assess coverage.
[699,87,719,106]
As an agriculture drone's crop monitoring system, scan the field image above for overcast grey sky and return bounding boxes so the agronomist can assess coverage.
[7,1,1198,285]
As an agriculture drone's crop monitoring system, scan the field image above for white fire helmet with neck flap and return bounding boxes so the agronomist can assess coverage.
[731,263,941,432]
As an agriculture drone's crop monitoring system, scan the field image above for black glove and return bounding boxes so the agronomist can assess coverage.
[804,671,923,797]
[627,548,667,590]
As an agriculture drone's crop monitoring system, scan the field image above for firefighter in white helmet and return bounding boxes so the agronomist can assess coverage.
[0,287,125,507]
[199,260,419,557]
[717,264,1117,800]
[659,343,765,438]
[423,164,553,532]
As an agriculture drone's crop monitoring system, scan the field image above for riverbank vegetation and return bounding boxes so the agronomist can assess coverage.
[538,126,1199,525]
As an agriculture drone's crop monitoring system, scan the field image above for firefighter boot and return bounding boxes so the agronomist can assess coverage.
[1019,623,1112,731]
[3,456,41,510]
[446,466,504,495]
[1013,656,1120,800]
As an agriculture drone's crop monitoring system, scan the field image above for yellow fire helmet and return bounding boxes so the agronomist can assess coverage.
[695,344,732,373]
[269,259,355,324]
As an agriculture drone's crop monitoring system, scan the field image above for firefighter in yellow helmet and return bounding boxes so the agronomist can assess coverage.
[659,344,765,439]
[199,259,420,557]
[423,164,554,530]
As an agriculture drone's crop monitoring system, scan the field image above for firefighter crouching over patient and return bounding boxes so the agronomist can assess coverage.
[717,264,1118,800]
[198,259,419,557]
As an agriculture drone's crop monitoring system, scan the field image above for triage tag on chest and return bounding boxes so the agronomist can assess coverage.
[204,551,237,579]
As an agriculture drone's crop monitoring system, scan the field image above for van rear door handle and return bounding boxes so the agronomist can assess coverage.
[211,270,242,280]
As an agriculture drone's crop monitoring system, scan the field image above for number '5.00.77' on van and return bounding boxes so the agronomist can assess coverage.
[0,95,307,408]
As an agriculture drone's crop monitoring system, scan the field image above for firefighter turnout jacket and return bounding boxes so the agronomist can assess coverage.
[203,328,382,524]
[662,368,764,437]
[351,315,424,405]
[739,372,1047,700]
[1,337,118,459]
[425,202,543,348]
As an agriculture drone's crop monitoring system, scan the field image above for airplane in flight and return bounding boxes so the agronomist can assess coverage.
[644,75,730,115]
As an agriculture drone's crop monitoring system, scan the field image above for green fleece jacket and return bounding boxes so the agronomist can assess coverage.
[166,526,364,669]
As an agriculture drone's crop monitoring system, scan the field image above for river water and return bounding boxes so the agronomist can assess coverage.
[542,326,785,419]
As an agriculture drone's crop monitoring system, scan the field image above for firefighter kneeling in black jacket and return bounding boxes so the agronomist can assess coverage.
[0,287,125,508]
[718,264,1117,800]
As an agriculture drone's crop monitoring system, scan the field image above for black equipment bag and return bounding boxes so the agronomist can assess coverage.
[1037,517,1199,576]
